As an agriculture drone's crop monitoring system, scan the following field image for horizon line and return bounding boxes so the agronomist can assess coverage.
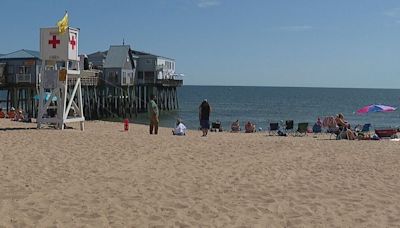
[182,84,400,90]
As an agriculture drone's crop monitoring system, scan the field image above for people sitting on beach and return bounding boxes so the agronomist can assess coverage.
[7,107,16,119]
[0,108,5,118]
[172,119,187,136]
[245,121,256,133]
[13,109,25,121]
[312,117,322,133]
[335,113,356,140]
[231,120,240,132]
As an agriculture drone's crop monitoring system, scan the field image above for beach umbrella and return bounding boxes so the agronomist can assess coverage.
[33,92,57,102]
[356,104,396,115]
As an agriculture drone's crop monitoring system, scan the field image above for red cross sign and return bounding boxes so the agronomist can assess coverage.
[70,35,76,50]
[48,35,60,49]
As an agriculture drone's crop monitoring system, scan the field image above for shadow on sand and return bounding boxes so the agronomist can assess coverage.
[0,127,38,131]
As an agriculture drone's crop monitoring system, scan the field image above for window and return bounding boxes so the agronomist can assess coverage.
[7,66,14,74]
[108,71,118,83]
[18,66,32,74]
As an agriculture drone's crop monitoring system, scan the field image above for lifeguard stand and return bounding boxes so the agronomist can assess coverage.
[37,27,84,130]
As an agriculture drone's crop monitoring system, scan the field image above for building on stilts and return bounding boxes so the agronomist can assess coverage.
[0,45,183,120]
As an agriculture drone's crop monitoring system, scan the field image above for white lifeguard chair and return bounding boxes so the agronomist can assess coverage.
[37,27,84,130]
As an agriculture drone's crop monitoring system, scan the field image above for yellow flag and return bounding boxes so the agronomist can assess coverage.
[57,12,68,34]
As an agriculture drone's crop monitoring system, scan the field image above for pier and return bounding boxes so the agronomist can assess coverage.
[0,47,183,119]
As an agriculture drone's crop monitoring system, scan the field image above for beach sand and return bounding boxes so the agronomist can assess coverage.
[0,119,399,227]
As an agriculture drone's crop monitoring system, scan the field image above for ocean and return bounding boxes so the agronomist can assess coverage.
[2,86,399,130]
[152,85,400,130]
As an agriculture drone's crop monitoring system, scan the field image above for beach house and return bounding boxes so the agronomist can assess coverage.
[132,50,180,85]
[87,46,183,111]
[103,45,137,86]
[130,50,182,110]
[0,49,41,112]
[0,49,41,85]
[0,44,183,118]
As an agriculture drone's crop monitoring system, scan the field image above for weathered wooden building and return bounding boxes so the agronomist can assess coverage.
[0,45,183,119]
[87,45,183,115]
[0,49,41,113]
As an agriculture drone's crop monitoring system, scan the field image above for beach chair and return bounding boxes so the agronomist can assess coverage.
[295,122,308,136]
[284,120,294,135]
[210,121,223,132]
[354,123,371,135]
[360,123,371,133]
[268,122,279,135]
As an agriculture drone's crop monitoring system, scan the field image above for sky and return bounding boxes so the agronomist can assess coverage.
[1,0,400,88]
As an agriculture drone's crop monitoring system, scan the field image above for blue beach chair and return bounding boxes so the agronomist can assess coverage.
[268,122,279,135]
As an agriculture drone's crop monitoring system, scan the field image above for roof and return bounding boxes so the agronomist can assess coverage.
[0,49,40,59]
[103,45,132,68]
[132,50,175,61]
[87,51,107,58]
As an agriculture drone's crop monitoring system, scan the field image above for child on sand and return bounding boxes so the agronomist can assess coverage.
[172,119,187,136]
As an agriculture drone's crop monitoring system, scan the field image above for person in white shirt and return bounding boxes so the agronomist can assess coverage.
[172,119,187,136]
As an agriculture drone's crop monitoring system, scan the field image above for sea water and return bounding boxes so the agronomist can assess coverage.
[156,85,400,130]
[2,86,399,130]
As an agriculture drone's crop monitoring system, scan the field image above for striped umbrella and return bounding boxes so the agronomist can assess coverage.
[356,104,396,115]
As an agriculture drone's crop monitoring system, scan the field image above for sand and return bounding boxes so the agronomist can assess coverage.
[0,119,399,227]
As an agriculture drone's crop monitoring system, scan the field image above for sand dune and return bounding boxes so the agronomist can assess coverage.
[0,119,399,227]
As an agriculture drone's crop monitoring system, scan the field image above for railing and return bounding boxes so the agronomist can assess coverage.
[156,65,165,71]
[16,74,32,83]
[156,78,183,87]
[68,76,99,86]
[171,74,184,80]
[67,70,101,86]
[136,78,156,85]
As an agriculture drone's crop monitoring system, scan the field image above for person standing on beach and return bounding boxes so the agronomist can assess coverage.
[199,99,211,136]
[148,95,159,134]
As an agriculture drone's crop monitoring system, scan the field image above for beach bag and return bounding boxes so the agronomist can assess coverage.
[278,130,287,136]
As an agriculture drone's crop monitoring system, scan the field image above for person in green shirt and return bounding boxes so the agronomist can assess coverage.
[148,94,159,134]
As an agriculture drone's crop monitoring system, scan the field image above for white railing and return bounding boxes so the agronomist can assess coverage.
[171,73,184,80]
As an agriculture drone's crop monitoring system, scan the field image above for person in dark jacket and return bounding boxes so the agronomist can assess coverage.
[199,99,211,137]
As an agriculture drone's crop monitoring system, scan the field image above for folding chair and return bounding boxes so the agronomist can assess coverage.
[295,122,308,136]
[210,121,223,132]
[269,122,279,136]
[360,123,371,133]
[284,120,294,135]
